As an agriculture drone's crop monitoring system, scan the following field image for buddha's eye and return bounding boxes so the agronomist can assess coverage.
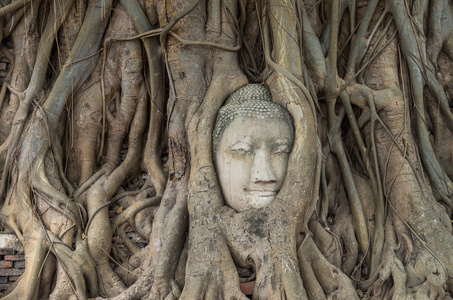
[232,148,251,155]
[273,145,290,155]
[231,141,252,155]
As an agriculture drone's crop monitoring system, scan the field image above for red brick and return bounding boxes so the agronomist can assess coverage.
[13,261,25,269]
[0,283,10,290]
[0,261,12,268]
[4,255,24,261]
[8,276,20,282]
[0,269,23,276]
[240,281,255,295]
[0,250,14,255]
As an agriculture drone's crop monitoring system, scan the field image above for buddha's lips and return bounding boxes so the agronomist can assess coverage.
[246,189,279,197]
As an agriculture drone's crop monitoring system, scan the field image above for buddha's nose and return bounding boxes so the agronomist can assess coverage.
[251,149,277,183]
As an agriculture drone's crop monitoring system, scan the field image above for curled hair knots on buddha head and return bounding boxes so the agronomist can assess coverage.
[212,84,294,151]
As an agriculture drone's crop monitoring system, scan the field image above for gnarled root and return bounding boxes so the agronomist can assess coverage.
[1,226,48,300]
[179,224,247,300]
[361,212,452,299]
[298,237,359,300]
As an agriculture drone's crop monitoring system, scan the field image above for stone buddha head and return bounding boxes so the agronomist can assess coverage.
[213,84,294,212]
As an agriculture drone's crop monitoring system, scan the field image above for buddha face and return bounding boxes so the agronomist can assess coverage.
[214,116,293,212]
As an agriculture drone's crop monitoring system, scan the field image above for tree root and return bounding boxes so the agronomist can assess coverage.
[113,195,161,232]
[360,211,453,300]
[84,84,148,296]
[0,0,31,18]
[0,46,14,113]
[299,237,359,300]
[112,195,162,255]
[118,0,167,196]
[0,0,43,201]
[2,171,97,299]
[149,185,188,299]
[390,0,453,210]
[1,231,47,300]
[31,154,83,231]
[48,237,99,298]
